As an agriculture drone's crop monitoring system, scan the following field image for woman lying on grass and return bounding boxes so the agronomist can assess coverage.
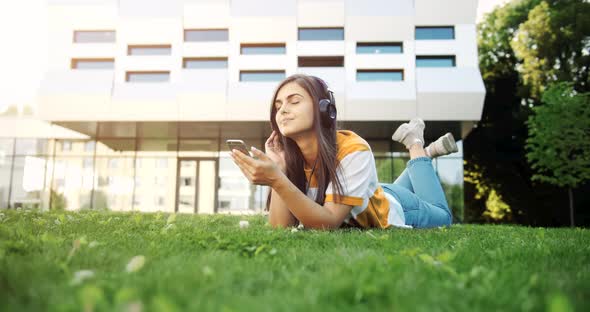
[230,74,457,230]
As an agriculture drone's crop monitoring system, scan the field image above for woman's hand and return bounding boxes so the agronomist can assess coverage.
[264,130,286,173]
[231,146,285,188]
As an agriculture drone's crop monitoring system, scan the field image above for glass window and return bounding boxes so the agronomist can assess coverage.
[93,157,135,211]
[154,176,167,186]
[415,27,454,40]
[375,157,394,183]
[239,70,285,82]
[15,139,49,156]
[356,70,403,81]
[126,71,170,82]
[55,140,95,157]
[84,141,95,153]
[217,154,256,212]
[298,28,344,41]
[0,139,14,158]
[82,157,94,169]
[435,157,464,222]
[108,158,119,168]
[51,157,93,210]
[71,59,114,69]
[73,30,115,43]
[61,141,72,151]
[240,43,286,55]
[156,158,168,168]
[0,156,13,208]
[183,57,228,69]
[127,45,171,56]
[298,56,344,67]
[392,155,411,180]
[416,56,456,67]
[10,156,48,210]
[356,42,403,54]
[184,29,229,42]
[135,157,176,212]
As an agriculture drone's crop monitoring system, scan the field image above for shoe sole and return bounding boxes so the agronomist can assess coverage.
[441,133,458,154]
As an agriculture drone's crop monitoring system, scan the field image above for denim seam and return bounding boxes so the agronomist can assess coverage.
[407,156,431,168]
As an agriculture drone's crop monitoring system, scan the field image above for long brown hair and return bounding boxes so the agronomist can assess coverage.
[266,74,344,211]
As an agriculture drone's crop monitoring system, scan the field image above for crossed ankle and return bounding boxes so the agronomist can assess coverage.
[407,139,424,150]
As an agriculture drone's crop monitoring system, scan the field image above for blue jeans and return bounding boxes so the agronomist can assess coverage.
[380,157,452,228]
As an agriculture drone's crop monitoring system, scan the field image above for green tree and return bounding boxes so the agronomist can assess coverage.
[525,82,590,226]
[465,0,590,225]
[511,1,590,100]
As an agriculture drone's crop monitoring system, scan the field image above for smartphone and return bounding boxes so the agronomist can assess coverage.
[226,139,251,157]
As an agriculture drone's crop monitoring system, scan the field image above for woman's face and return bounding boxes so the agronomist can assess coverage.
[274,81,315,138]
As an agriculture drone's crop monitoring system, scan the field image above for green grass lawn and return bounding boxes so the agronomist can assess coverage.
[0,210,588,312]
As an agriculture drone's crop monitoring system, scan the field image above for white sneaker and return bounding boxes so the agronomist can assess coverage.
[425,133,458,158]
[391,118,425,149]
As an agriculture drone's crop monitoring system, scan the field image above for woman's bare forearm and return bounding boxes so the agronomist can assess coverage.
[268,189,297,228]
[271,174,340,229]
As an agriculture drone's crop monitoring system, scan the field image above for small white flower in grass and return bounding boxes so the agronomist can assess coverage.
[291,228,298,233]
[239,220,249,229]
[297,223,304,230]
[54,218,61,225]
[126,255,146,273]
[89,241,100,248]
[70,270,95,285]
[202,266,214,277]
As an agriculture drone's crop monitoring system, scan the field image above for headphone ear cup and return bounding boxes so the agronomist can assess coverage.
[318,99,331,127]
[319,99,330,113]
[319,100,337,128]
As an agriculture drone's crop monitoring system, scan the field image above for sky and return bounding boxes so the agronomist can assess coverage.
[0,0,511,113]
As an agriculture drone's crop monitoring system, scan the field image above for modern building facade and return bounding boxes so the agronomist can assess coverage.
[0,0,484,219]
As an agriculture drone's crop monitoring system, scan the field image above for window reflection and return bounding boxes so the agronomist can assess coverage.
[51,157,93,210]
[15,139,48,156]
[435,157,464,222]
[0,136,466,217]
[218,154,256,212]
[133,157,176,213]
[10,156,47,210]
[93,157,134,211]
[55,140,95,156]
[1,156,13,208]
